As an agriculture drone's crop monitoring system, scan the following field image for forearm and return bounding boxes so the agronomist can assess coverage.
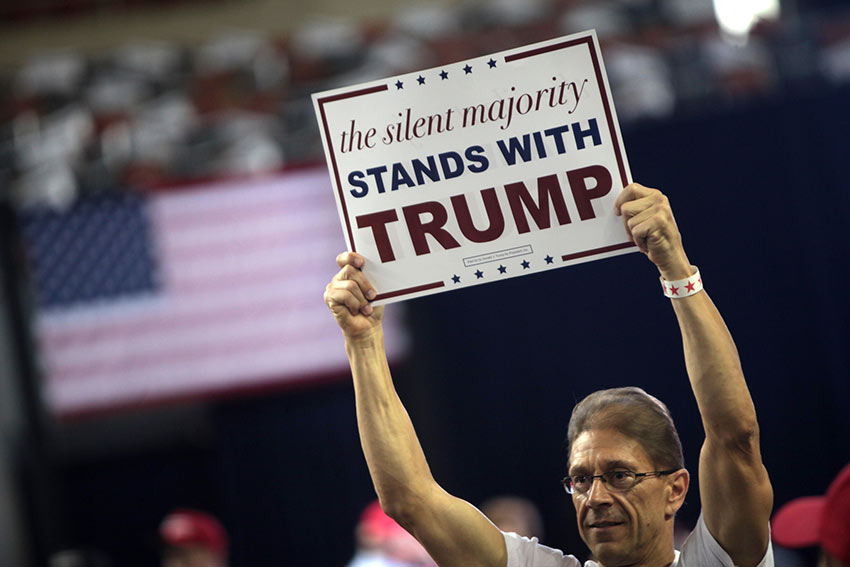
[346,327,436,519]
[673,290,773,565]
[347,328,508,567]
[670,289,758,440]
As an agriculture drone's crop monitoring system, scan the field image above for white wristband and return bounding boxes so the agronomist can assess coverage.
[660,267,703,299]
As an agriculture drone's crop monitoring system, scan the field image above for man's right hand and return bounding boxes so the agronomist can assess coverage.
[324,251,384,340]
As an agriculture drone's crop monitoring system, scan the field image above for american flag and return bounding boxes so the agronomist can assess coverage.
[19,168,407,418]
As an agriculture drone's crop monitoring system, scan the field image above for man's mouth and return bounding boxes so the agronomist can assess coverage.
[587,520,624,529]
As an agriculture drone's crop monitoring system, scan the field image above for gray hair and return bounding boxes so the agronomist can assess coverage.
[566,387,684,470]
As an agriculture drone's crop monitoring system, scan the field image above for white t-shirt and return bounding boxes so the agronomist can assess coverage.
[504,513,774,567]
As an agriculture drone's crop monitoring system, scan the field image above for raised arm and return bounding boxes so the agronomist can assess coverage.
[325,252,506,567]
[615,184,773,567]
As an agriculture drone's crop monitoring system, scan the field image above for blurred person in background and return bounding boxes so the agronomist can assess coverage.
[49,547,112,567]
[159,508,228,567]
[480,496,543,540]
[348,499,436,567]
[772,462,850,567]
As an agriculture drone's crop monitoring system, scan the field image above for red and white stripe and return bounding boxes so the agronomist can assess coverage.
[36,168,407,416]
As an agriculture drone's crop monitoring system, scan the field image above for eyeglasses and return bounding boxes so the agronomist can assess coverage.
[561,468,680,495]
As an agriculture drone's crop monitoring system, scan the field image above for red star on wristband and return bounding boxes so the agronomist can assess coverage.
[669,285,679,296]
[686,281,696,292]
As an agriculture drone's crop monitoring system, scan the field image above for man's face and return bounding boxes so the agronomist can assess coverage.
[569,429,685,567]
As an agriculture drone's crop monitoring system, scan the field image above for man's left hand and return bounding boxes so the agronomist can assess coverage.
[614,183,693,280]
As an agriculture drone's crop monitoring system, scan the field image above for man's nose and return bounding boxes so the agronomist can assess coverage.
[585,476,614,507]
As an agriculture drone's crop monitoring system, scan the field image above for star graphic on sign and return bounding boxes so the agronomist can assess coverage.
[545,255,554,264]
[475,269,484,279]
[395,80,404,89]
[488,58,497,68]
[452,274,461,284]
[439,70,448,80]
[463,64,473,74]
[498,265,507,274]
[669,285,679,296]
[685,281,696,292]
[417,75,425,85]
[521,260,530,269]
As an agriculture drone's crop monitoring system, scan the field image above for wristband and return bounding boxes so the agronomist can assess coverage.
[660,267,703,299]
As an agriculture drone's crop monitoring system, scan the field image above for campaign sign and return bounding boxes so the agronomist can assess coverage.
[313,30,635,304]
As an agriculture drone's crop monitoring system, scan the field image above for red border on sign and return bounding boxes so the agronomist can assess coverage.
[375,281,446,301]
[316,33,632,301]
[317,84,389,250]
[561,241,636,262]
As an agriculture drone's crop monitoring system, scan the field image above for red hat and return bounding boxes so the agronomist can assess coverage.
[159,508,229,557]
[358,500,408,542]
[772,462,850,563]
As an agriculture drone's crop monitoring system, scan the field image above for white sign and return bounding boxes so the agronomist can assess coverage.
[313,30,635,304]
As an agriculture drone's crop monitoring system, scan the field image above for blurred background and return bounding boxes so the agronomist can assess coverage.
[0,0,849,565]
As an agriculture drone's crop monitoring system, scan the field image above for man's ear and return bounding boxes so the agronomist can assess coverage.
[665,469,690,519]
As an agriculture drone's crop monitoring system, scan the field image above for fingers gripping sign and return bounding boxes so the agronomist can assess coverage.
[614,183,692,280]
[324,252,384,338]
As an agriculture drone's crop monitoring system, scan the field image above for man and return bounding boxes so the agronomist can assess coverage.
[772,461,850,567]
[159,508,228,567]
[324,183,774,567]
